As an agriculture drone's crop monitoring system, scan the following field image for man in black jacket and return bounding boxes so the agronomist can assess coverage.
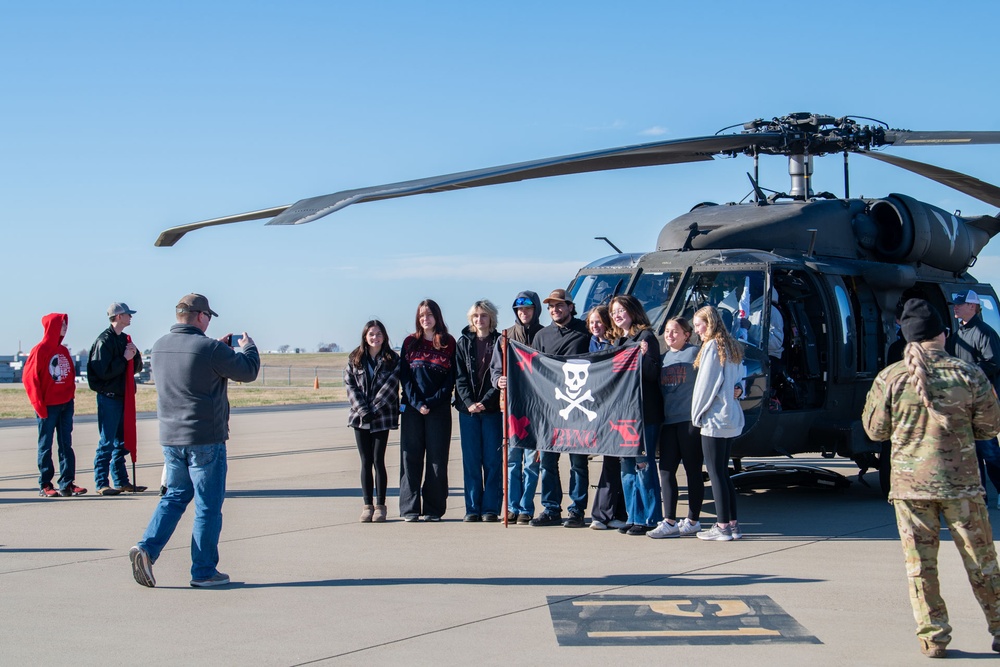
[88,302,145,495]
[949,290,1000,507]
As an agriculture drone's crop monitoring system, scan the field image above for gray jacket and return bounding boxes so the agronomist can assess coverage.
[152,324,260,446]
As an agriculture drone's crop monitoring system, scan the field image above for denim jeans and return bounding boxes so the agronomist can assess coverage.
[94,393,129,488]
[508,447,540,515]
[138,443,227,580]
[621,423,663,526]
[36,400,75,490]
[976,438,1000,498]
[459,411,504,515]
[539,451,589,517]
[399,407,452,518]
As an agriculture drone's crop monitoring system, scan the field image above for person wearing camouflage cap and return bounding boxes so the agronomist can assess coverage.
[863,298,1000,659]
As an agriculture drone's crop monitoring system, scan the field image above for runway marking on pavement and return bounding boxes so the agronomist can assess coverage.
[549,594,819,646]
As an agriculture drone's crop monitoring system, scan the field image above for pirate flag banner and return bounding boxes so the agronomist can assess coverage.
[506,340,644,456]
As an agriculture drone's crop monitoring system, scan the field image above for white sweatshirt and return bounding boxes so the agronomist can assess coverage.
[690,339,746,438]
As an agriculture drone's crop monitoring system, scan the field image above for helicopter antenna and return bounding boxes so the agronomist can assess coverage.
[746,172,768,206]
[595,236,623,253]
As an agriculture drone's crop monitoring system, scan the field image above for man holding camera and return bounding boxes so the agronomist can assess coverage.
[129,293,259,588]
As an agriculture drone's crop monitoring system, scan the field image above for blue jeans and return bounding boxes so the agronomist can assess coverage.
[621,423,663,526]
[138,444,227,580]
[94,394,130,488]
[508,447,540,515]
[976,439,1000,498]
[539,451,589,517]
[36,400,75,490]
[459,411,504,515]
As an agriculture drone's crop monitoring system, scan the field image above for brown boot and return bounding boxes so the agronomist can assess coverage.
[360,505,374,522]
[373,505,387,522]
[919,639,947,658]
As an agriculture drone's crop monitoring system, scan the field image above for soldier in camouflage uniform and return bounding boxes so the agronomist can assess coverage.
[863,298,1000,659]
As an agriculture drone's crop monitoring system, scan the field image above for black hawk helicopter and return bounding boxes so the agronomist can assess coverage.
[156,112,1000,493]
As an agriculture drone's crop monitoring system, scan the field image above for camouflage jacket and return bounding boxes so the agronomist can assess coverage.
[862,347,1000,500]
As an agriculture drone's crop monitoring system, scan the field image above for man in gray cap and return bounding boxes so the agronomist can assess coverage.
[88,302,144,495]
[948,289,1000,508]
[128,293,260,588]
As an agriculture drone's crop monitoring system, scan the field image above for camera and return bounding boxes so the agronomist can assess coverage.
[229,333,242,348]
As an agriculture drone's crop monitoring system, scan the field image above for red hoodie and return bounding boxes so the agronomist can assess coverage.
[23,313,76,419]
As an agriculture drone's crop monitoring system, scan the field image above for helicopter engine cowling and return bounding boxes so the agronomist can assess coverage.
[867,193,989,273]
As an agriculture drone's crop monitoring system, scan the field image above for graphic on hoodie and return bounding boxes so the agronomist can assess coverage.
[49,354,71,383]
[24,313,75,418]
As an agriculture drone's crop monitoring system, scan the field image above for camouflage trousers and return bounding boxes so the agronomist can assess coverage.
[893,497,1000,645]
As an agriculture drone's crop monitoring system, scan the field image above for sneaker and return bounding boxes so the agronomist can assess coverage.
[696,523,734,541]
[506,511,519,523]
[919,638,947,658]
[424,515,441,522]
[607,519,628,530]
[529,512,562,527]
[118,483,148,493]
[128,546,156,588]
[403,514,420,522]
[39,484,60,498]
[516,514,531,525]
[97,487,122,496]
[563,514,585,528]
[648,519,680,539]
[463,514,482,523]
[677,518,702,536]
[483,513,499,523]
[992,635,1000,653]
[590,519,608,531]
[627,524,651,536]
[730,520,743,540]
[67,484,87,496]
[617,523,634,534]
[190,572,230,588]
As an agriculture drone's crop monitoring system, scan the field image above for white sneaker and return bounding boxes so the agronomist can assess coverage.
[607,519,628,530]
[696,523,733,541]
[647,519,680,539]
[730,520,743,540]
[677,518,701,536]
[590,519,608,530]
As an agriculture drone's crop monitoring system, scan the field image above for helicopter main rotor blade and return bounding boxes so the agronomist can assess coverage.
[154,205,291,247]
[262,134,780,228]
[881,130,1000,147]
[861,152,1000,208]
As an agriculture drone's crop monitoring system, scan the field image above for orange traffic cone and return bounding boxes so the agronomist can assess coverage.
[314,375,320,390]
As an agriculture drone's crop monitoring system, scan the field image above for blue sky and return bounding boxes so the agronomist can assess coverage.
[3,1,1000,356]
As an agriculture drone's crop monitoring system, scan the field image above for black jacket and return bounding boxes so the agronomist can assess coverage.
[531,317,591,356]
[949,312,1000,391]
[455,326,501,413]
[87,326,143,397]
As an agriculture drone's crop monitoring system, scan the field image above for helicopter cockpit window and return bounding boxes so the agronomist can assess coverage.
[630,271,681,331]
[568,273,628,313]
[676,271,766,348]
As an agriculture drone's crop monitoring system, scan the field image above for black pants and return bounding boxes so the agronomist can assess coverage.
[590,456,627,524]
[399,407,452,518]
[354,428,388,505]
[659,421,704,522]
[701,435,737,524]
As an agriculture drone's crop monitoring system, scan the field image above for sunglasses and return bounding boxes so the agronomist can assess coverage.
[513,297,534,307]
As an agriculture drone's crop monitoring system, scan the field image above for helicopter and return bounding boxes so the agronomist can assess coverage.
[156,112,1000,493]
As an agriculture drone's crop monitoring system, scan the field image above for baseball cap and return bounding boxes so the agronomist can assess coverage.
[950,290,981,306]
[542,288,573,305]
[108,302,137,317]
[176,293,219,318]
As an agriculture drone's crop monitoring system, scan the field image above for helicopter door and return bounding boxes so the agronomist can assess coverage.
[770,269,829,410]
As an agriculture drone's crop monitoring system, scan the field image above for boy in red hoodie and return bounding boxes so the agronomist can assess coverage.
[23,313,86,497]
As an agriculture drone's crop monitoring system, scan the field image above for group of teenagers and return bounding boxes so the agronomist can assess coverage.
[344,288,747,541]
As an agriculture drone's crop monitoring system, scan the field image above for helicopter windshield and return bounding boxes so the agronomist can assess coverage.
[569,273,629,313]
[631,271,682,331]
[675,270,767,348]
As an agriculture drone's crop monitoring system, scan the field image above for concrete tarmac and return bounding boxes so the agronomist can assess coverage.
[2,405,998,665]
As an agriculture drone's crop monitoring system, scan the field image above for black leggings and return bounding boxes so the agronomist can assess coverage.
[354,428,389,505]
[701,435,737,524]
[659,421,704,522]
